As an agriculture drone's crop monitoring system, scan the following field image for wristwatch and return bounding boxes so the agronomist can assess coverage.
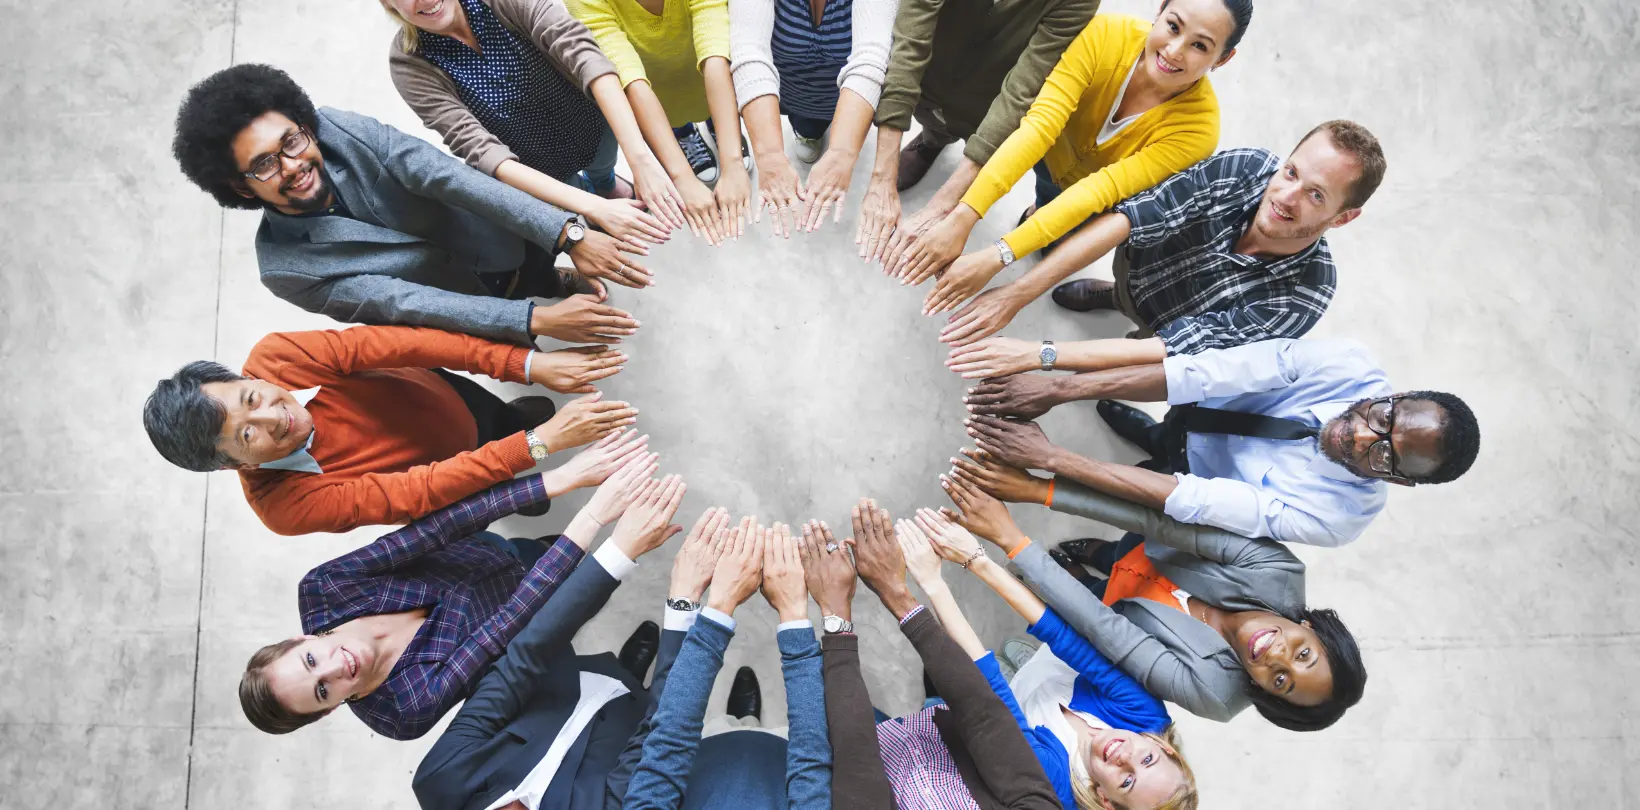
[525,428,550,461]
[822,615,853,634]
[666,596,700,612]
[563,215,587,250]
[1039,340,1057,371]
[994,238,1016,268]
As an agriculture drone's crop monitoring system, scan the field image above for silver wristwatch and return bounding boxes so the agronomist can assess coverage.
[526,428,549,461]
[563,215,588,249]
[994,238,1016,267]
[1039,340,1057,371]
[822,615,853,634]
[666,596,700,612]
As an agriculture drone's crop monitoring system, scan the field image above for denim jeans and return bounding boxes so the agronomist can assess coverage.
[576,119,620,194]
[1032,159,1061,210]
[785,111,832,141]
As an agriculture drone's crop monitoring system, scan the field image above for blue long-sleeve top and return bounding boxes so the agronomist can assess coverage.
[980,607,1172,807]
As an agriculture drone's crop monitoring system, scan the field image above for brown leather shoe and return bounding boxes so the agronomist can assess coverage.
[897,132,951,191]
[556,266,603,298]
[1051,279,1117,312]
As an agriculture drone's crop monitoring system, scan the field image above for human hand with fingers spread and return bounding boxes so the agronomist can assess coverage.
[964,415,1061,471]
[854,173,900,263]
[630,153,689,232]
[714,162,752,242]
[945,337,1040,380]
[800,149,852,233]
[759,523,809,622]
[894,517,944,591]
[799,520,856,621]
[539,429,649,496]
[949,447,1051,504]
[910,508,984,567]
[963,376,1065,421]
[677,175,726,246]
[567,229,656,290]
[881,201,949,279]
[580,451,660,527]
[890,208,969,286]
[938,474,1028,555]
[610,473,687,558]
[938,286,1027,346]
[586,197,671,248]
[536,392,639,454]
[706,516,767,616]
[670,508,731,603]
[531,345,628,393]
[849,498,918,619]
[754,153,804,239]
[530,295,641,344]
[922,249,1002,316]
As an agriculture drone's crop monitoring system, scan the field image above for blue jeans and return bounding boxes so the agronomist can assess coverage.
[575,119,620,194]
[785,111,831,141]
[1032,160,1061,210]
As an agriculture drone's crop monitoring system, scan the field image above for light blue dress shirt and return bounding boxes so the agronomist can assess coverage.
[1160,338,1392,547]
[256,387,324,474]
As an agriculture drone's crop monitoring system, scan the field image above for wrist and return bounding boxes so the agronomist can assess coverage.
[704,594,740,617]
[995,529,1029,555]
[670,584,706,603]
[538,468,573,498]
[822,602,852,623]
[564,513,603,548]
[776,604,808,623]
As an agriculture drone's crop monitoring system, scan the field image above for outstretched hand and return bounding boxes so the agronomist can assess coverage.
[911,507,985,567]
[581,451,661,526]
[963,376,1064,421]
[610,473,687,558]
[894,517,944,590]
[706,516,766,616]
[950,447,1052,504]
[759,523,809,622]
[938,473,1027,555]
[799,520,857,621]
[964,415,1060,471]
[669,507,730,603]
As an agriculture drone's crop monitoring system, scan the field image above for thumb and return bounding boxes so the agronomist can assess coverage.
[590,278,609,302]
[575,390,605,404]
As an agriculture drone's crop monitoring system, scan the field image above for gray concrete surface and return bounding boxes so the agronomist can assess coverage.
[2,0,1637,807]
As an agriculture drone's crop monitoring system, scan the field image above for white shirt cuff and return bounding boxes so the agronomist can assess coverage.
[664,606,700,633]
[700,606,737,632]
[592,542,638,581]
[524,350,535,381]
[777,619,813,632]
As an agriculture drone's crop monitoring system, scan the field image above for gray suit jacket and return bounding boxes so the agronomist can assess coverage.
[1009,478,1307,722]
[255,107,572,344]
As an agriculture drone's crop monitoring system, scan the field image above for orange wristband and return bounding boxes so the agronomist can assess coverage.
[1007,536,1032,560]
[1044,479,1056,508]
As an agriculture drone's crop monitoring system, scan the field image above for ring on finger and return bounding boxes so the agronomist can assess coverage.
[824,542,838,553]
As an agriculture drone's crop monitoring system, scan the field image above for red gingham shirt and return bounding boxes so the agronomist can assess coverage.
[876,706,980,810]
[297,475,583,740]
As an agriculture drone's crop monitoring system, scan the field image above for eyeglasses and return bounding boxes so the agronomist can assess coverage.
[243,128,313,182]
[1361,395,1407,482]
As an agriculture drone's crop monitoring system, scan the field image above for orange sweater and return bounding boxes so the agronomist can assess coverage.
[1101,542,1187,611]
[239,326,535,536]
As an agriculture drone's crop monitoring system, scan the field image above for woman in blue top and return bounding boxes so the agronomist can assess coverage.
[384,0,685,250]
[728,0,898,235]
[896,513,1198,810]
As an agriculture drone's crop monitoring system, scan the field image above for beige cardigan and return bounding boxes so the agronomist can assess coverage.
[388,0,618,176]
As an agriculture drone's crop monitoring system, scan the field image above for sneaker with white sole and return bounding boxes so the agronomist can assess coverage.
[794,133,825,164]
[1000,637,1041,673]
[677,125,719,184]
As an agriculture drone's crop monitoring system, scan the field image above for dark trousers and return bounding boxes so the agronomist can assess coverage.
[431,368,529,446]
[785,110,832,140]
[1078,532,1146,601]
[477,238,568,300]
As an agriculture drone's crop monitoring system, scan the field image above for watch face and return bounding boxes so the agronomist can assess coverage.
[1042,346,1058,363]
[529,445,549,460]
[567,223,585,240]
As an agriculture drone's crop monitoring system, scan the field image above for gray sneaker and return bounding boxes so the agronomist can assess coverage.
[1000,637,1041,674]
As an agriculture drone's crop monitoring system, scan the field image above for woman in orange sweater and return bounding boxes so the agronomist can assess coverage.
[895,1,1251,326]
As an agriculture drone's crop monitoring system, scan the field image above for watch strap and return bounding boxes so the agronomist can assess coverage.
[994,238,1016,267]
[666,596,700,612]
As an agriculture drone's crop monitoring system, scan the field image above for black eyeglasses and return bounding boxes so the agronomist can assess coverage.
[1361,395,1408,482]
[243,128,313,182]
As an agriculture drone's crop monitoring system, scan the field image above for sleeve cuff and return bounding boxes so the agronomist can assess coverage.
[839,73,884,109]
[701,606,737,632]
[664,606,701,632]
[1162,353,1198,405]
[777,619,814,632]
[496,433,536,473]
[731,65,780,110]
[898,604,926,625]
[522,350,534,382]
[1007,537,1032,560]
[592,541,638,581]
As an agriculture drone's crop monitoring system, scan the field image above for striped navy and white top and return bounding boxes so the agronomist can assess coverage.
[730,0,898,116]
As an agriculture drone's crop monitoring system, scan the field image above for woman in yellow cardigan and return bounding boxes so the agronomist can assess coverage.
[902,0,1250,323]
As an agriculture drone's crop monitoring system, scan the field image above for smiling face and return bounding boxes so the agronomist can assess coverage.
[229,111,332,215]
[199,378,315,468]
[264,635,370,716]
[1145,0,1237,89]
[386,0,461,34]
[1082,726,1186,810]
[1230,614,1334,707]
[1319,396,1447,483]
[1253,132,1367,241]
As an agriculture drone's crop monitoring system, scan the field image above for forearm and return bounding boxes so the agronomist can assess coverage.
[741,94,787,163]
[918,578,987,660]
[627,80,696,181]
[868,125,903,184]
[1011,212,1131,300]
[592,73,660,168]
[778,631,831,810]
[1044,449,1177,511]
[820,636,895,809]
[870,584,921,622]
[1054,337,1166,373]
[969,558,1046,626]
[701,57,743,164]
[926,158,982,215]
[561,506,607,550]
[1049,363,1169,405]
[495,159,603,216]
[826,89,875,158]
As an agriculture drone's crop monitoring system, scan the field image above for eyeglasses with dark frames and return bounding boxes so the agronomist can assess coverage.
[243,128,313,182]
[1361,395,1410,484]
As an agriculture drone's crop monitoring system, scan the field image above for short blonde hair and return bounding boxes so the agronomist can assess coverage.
[1069,725,1198,810]
[378,0,422,52]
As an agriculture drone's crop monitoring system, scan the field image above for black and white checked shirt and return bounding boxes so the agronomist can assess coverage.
[1114,148,1337,355]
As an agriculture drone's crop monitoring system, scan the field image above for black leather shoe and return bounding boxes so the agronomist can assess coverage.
[897,132,951,191]
[618,621,661,681]
[1097,400,1160,454]
[1051,279,1117,312]
[1057,538,1112,568]
[728,666,762,722]
[507,395,557,427]
[1047,549,1083,574]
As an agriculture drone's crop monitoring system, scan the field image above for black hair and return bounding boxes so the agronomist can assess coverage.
[1161,0,1254,55]
[172,63,319,210]
[1401,390,1480,485]
[1247,608,1365,732]
[143,360,245,472]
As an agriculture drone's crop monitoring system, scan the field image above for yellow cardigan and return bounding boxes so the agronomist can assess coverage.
[961,15,1220,257]
[566,0,730,127]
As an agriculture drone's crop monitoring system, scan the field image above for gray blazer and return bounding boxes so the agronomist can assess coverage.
[255,107,573,344]
[1009,478,1307,722]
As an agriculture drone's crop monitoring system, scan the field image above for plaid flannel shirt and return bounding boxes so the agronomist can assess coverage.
[1115,147,1337,356]
[877,706,980,810]
[297,474,583,740]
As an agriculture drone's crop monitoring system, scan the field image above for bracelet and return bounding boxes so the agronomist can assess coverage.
[960,548,987,570]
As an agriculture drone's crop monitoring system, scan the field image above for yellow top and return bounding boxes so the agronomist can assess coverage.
[961,15,1221,257]
[565,0,730,126]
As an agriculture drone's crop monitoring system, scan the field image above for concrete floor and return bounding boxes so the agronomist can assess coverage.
[3,0,1637,807]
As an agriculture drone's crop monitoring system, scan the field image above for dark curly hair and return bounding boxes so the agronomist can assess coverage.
[1401,390,1480,485]
[1247,608,1366,732]
[172,63,319,210]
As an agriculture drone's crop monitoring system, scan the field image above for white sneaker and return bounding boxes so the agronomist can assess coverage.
[1000,637,1041,673]
[794,133,825,164]
[677,125,719,184]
